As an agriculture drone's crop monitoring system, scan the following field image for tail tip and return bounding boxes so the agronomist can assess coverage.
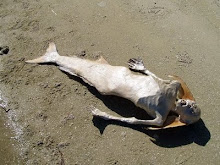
[47,42,57,53]
[25,56,46,63]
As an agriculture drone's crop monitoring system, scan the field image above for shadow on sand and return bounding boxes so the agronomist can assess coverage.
[65,72,211,148]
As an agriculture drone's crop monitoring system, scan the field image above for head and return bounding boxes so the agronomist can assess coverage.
[175,99,201,125]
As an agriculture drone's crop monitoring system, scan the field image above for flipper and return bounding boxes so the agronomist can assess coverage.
[147,115,186,130]
[26,42,59,64]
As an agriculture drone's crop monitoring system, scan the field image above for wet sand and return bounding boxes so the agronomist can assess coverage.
[0,0,219,164]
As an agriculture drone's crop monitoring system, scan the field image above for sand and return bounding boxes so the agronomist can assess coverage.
[0,0,220,164]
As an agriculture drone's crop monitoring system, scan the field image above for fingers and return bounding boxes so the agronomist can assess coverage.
[127,58,145,70]
[128,62,136,69]
[128,58,143,64]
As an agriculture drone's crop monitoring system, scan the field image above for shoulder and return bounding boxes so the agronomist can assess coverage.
[169,80,181,89]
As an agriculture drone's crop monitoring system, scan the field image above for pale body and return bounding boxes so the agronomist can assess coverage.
[26,43,201,127]
[57,55,179,119]
[57,56,160,102]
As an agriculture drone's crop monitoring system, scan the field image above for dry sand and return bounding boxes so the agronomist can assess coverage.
[0,0,220,164]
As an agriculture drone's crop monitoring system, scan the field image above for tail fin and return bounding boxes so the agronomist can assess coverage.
[26,42,59,63]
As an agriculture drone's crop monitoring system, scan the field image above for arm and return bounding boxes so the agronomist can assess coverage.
[128,58,166,82]
[91,107,164,126]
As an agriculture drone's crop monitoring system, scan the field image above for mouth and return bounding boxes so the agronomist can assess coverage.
[147,115,186,130]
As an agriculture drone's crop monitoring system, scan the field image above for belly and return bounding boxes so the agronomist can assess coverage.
[69,61,160,103]
[108,69,160,103]
[56,56,161,104]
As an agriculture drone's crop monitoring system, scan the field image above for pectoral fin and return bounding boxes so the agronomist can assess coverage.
[147,115,186,130]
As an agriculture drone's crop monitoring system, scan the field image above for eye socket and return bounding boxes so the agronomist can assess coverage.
[187,104,192,108]
[180,100,187,106]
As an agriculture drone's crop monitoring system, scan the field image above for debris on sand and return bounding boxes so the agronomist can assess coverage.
[76,49,86,57]
[61,114,75,125]
[176,51,192,66]
[0,46,9,55]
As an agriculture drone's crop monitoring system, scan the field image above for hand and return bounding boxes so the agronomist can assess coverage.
[128,58,146,71]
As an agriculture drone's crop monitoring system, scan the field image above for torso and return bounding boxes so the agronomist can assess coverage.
[102,66,179,119]
[57,57,179,119]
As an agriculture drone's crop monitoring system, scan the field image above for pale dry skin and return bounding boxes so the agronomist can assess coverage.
[0,0,219,164]
[26,44,200,127]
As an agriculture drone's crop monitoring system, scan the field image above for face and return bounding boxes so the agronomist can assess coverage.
[176,99,201,125]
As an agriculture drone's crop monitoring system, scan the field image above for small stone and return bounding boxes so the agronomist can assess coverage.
[65,114,74,120]
[77,49,86,57]
[37,141,44,146]
[55,82,62,88]
[61,114,75,124]
[0,46,9,55]
[92,51,103,59]
[57,142,70,148]
[5,108,11,113]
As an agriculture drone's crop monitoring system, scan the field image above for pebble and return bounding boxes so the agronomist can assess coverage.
[0,46,9,55]
[57,142,70,148]
[77,49,86,57]
[61,114,75,124]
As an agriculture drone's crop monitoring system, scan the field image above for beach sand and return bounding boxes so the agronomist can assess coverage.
[0,0,219,164]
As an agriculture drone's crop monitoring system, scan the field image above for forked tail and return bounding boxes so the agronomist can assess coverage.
[26,42,59,63]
